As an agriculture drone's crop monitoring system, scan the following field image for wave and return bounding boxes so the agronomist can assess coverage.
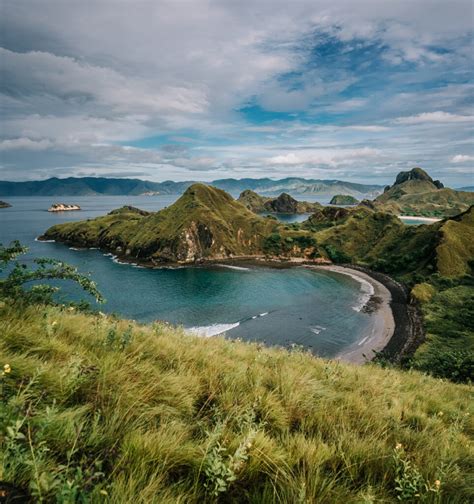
[216,264,251,271]
[351,278,374,312]
[187,322,240,338]
[188,311,270,338]
[35,237,55,242]
[310,325,327,335]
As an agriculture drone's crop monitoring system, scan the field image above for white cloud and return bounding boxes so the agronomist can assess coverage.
[395,111,474,124]
[0,138,53,151]
[451,154,474,163]
[267,147,381,167]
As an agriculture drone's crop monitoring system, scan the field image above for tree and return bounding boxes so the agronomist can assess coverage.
[0,241,104,307]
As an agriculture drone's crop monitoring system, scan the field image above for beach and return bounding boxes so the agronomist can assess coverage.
[308,265,396,364]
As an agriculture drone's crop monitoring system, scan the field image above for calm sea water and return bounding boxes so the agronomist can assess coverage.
[0,196,374,357]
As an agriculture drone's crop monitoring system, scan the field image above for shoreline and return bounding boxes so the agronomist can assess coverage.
[37,236,412,364]
[306,265,397,364]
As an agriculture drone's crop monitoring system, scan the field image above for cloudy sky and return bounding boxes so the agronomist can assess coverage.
[0,0,473,185]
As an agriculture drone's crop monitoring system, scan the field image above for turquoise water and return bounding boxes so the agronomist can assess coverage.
[0,196,373,357]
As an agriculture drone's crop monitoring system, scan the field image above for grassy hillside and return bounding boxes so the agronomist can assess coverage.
[1,301,472,503]
[42,184,277,264]
[375,168,474,217]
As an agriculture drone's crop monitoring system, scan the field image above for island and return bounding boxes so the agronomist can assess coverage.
[48,203,81,212]
[373,167,474,217]
[238,189,321,214]
[329,194,359,205]
[0,200,11,208]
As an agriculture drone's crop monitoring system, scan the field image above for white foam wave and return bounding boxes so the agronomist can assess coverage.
[216,264,251,271]
[310,325,327,335]
[330,269,375,312]
[35,237,55,242]
[187,322,240,338]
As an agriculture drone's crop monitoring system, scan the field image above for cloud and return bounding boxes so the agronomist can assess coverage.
[0,0,473,185]
[267,147,381,167]
[451,154,474,163]
[0,138,53,151]
[395,111,474,125]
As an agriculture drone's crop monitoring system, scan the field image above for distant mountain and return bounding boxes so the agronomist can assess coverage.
[457,186,474,192]
[374,167,474,217]
[0,176,383,198]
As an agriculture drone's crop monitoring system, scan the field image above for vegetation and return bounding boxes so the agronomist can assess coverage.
[238,190,321,214]
[329,195,359,205]
[0,241,103,307]
[375,167,474,217]
[1,301,472,503]
[410,279,474,383]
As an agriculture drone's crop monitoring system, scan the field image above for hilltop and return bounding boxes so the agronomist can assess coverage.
[374,167,474,217]
[42,184,277,263]
[238,189,321,214]
[0,301,472,502]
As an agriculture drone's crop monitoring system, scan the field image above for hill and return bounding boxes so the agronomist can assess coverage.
[0,301,472,502]
[238,190,321,213]
[375,168,474,217]
[41,184,278,264]
[0,176,383,198]
[329,194,359,205]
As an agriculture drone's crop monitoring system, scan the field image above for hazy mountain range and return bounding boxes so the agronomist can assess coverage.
[0,176,383,198]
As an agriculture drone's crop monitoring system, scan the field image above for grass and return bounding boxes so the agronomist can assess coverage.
[411,282,474,383]
[1,301,473,502]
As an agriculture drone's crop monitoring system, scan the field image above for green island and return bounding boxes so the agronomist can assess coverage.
[1,168,473,502]
[238,190,321,214]
[329,194,359,205]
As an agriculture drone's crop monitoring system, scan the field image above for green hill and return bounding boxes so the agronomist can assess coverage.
[238,190,321,214]
[375,168,474,217]
[329,194,359,205]
[0,301,472,502]
[42,184,277,264]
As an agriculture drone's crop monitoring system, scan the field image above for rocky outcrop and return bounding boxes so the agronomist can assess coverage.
[0,200,11,208]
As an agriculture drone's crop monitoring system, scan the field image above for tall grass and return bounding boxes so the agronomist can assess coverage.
[1,301,472,502]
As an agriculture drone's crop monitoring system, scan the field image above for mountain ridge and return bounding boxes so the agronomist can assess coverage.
[0,176,383,197]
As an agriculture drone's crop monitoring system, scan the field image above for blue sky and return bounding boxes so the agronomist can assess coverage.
[0,0,473,185]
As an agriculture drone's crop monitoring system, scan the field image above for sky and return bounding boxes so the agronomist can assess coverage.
[0,0,473,186]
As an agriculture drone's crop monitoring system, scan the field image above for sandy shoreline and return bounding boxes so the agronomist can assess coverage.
[307,265,396,364]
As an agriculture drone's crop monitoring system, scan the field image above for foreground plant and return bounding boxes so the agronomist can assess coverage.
[0,241,104,307]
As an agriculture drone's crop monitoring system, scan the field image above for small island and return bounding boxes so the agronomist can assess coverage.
[48,203,81,212]
[0,200,11,208]
[329,194,359,205]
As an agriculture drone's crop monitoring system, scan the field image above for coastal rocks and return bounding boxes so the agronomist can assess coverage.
[0,200,11,208]
[48,203,81,212]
